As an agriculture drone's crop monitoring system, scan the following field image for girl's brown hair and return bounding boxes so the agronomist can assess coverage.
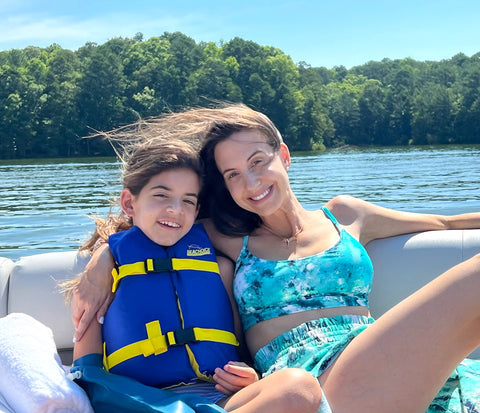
[81,139,203,251]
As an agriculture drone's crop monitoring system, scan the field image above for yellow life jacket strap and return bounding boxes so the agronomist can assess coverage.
[184,344,212,383]
[111,258,220,292]
[104,320,239,371]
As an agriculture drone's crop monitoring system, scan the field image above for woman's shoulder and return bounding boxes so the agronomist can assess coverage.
[324,195,374,238]
[325,195,364,220]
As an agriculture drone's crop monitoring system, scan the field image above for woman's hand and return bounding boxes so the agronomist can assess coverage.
[213,361,259,395]
[72,244,114,342]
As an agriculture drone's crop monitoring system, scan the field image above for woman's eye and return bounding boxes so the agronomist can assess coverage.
[184,199,197,206]
[154,193,167,198]
[227,171,239,180]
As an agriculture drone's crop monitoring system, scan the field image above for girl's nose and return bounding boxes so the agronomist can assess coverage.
[166,199,181,212]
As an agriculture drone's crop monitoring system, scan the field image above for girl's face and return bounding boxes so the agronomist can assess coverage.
[214,130,291,217]
[121,168,200,246]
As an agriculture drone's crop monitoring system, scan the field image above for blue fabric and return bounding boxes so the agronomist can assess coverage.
[71,354,226,413]
[254,315,374,378]
[318,393,332,413]
[105,224,238,387]
[234,206,373,330]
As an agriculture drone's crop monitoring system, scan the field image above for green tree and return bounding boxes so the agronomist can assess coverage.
[453,57,480,142]
[38,47,82,156]
[325,74,365,146]
[0,63,47,157]
[385,67,416,145]
[76,44,128,154]
[411,83,457,144]
[185,42,242,105]
[358,79,388,145]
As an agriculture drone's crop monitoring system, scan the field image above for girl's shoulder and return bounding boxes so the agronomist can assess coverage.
[198,218,244,262]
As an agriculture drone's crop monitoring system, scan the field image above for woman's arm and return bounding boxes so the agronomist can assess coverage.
[72,243,115,341]
[327,195,480,245]
[217,256,251,363]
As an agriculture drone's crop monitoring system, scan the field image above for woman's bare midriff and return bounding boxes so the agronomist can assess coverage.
[245,306,370,355]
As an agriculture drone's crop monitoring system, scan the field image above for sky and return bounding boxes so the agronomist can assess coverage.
[1,0,480,69]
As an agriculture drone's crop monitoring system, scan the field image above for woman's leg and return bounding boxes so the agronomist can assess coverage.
[219,368,322,413]
[321,253,480,413]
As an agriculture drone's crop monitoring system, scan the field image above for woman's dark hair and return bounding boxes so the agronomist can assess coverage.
[197,105,283,236]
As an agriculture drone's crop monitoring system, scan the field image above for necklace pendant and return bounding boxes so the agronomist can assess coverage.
[284,237,291,247]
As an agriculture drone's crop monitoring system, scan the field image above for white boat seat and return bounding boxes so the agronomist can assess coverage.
[1,229,480,364]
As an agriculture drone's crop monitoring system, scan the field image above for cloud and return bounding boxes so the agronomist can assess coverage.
[0,10,214,50]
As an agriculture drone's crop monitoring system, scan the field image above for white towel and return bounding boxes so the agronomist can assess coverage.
[318,393,332,413]
[0,313,93,413]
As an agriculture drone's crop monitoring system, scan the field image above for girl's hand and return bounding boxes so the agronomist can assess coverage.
[213,361,259,395]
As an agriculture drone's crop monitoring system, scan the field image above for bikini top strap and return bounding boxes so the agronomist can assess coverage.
[321,206,341,231]
[242,235,249,250]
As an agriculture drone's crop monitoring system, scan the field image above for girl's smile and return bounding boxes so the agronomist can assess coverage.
[121,168,200,246]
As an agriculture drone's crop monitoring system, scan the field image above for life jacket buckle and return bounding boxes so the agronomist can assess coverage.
[144,258,173,273]
[170,327,197,346]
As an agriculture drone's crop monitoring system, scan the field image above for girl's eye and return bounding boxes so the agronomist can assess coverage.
[154,193,167,198]
[183,199,197,206]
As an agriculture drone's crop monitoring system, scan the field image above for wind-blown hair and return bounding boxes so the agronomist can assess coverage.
[139,104,283,235]
[81,139,203,251]
[84,103,283,239]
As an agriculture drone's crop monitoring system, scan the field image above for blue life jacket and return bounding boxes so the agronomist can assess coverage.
[102,224,239,388]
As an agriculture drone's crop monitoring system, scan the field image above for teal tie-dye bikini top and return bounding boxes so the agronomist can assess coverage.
[233,206,374,331]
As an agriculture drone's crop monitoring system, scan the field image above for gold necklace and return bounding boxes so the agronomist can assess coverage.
[262,224,304,247]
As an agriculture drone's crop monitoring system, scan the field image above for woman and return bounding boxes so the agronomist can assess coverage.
[71,140,325,412]
[73,104,480,412]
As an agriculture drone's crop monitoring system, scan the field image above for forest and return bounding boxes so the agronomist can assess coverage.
[1,31,480,159]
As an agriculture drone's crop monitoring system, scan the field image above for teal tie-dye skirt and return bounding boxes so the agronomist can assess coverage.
[428,358,480,412]
[255,317,480,412]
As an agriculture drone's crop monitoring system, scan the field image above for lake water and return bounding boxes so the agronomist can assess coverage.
[1,145,479,261]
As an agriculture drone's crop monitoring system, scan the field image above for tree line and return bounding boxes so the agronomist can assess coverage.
[1,31,480,159]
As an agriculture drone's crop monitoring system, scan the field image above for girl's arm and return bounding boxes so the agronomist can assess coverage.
[327,195,480,245]
[72,243,115,341]
[73,318,103,361]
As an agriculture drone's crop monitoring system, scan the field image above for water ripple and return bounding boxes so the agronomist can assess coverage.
[1,146,480,260]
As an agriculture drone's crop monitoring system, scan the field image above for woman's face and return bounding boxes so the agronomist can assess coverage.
[214,130,291,217]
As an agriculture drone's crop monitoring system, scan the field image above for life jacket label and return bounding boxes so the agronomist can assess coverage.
[186,245,212,257]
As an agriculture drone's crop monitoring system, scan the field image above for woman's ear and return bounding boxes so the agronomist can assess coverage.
[279,143,291,169]
[120,189,135,217]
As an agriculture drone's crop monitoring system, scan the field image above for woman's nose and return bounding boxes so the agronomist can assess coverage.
[244,170,259,189]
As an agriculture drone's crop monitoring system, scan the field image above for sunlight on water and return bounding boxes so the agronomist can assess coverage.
[1,146,479,260]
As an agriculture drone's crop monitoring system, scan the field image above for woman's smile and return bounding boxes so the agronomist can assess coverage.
[250,186,273,202]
